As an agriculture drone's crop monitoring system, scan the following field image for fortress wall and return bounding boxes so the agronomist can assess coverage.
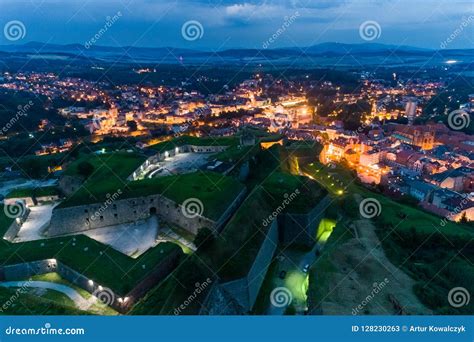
[0,251,181,314]
[4,197,35,207]
[3,219,22,242]
[220,219,279,313]
[279,194,331,247]
[130,144,228,180]
[48,193,216,237]
[0,259,57,281]
[219,278,249,311]
[214,187,247,232]
[121,248,182,312]
[245,219,279,308]
[2,203,30,242]
[58,175,84,196]
[213,197,331,314]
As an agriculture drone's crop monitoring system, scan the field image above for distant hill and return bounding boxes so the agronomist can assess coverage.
[298,42,432,54]
[0,41,472,67]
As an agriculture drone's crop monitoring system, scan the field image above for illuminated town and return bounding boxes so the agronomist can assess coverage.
[0,0,472,324]
[2,70,472,223]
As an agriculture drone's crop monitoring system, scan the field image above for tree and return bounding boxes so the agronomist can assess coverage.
[77,161,94,179]
[459,212,469,224]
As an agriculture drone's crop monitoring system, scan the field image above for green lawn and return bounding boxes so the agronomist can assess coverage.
[130,146,329,314]
[205,171,326,281]
[31,272,94,300]
[130,256,213,315]
[24,288,76,307]
[302,161,352,196]
[6,186,60,199]
[63,151,146,179]
[30,272,117,315]
[210,186,276,281]
[0,286,86,315]
[261,172,327,214]
[302,160,474,315]
[307,221,354,313]
[61,170,244,220]
[0,205,182,296]
[354,187,473,238]
[214,144,259,164]
[58,151,147,208]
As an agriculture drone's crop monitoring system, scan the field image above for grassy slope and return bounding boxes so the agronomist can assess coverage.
[63,151,146,179]
[131,147,328,314]
[303,161,474,315]
[61,171,244,220]
[30,272,117,315]
[59,150,245,220]
[0,205,182,295]
[6,186,59,199]
[0,286,87,315]
[307,221,353,312]
[58,151,146,207]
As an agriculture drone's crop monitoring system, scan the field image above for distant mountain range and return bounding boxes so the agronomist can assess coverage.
[0,42,472,66]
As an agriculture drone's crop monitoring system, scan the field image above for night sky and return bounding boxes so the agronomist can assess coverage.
[1,0,473,49]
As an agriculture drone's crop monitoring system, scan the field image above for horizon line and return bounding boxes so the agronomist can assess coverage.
[1,40,473,52]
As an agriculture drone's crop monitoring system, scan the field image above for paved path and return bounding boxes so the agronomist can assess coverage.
[159,227,197,251]
[14,204,57,242]
[0,179,57,198]
[0,281,96,310]
[84,216,159,258]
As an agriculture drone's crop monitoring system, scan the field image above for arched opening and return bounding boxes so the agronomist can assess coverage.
[149,207,157,215]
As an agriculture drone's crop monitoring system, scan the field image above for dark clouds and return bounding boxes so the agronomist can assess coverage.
[1,0,473,49]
